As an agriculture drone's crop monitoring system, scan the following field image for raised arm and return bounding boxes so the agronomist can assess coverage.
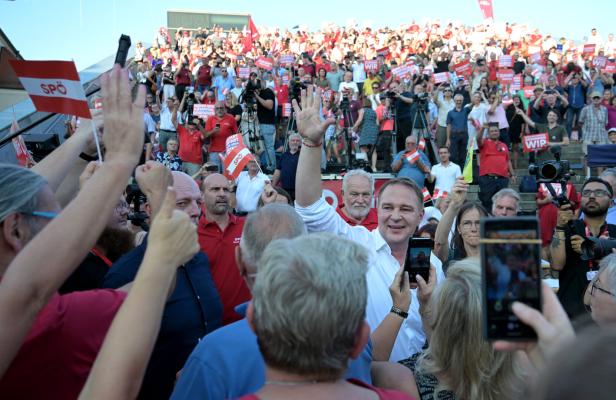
[79,188,199,400]
[434,177,468,263]
[0,65,145,378]
[294,87,335,207]
[516,107,536,129]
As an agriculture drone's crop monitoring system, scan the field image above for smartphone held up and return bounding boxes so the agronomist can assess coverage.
[403,238,433,285]
[481,217,542,341]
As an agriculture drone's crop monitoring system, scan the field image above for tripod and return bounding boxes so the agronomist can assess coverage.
[410,102,438,166]
[240,104,273,169]
[367,100,396,173]
[339,100,359,171]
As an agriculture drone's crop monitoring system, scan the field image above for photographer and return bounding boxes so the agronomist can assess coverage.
[204,102,238,172]
[388,80,415,153]
[253,77,277,173]
[551,178,616,318]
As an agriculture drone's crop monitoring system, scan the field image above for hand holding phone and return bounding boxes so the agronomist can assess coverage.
[389,265,411,312]
[404,238,433,285]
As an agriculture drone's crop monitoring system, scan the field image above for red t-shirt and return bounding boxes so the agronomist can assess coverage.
[205,114,238,152]
[198,214,251,325]
[238,379,413,399]
[177,124,204,164]
[337,206,379,231]
[479,139,510,177]
[175,68,191,85]
[275,84,289,105]
[0,290,126,400]
[197,65,212,86]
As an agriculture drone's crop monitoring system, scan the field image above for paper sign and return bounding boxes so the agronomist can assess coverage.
[376,47,390,57]
[433,72,449,84]
[418,138,426,151]
[522,132,549,153]
[511,75,523,91]
[237,67,250,78]
[282,74,290,85]
[604,61,616,74]
[497,69,514,84]
[279,54,295,65]
[391,64,412,77]
[225,134,245,153]
[192,104,215,119]
[454,60,472,77]
[282,103,292,117]
[422,66,433,76]
[593,56,607,69]
[405,150,420,164]
[583,44,596,55]
[421,187,431,203]
[498,55,513,68]
[364,60,379,72]
[522,86,535,98]
[255,56,274,70]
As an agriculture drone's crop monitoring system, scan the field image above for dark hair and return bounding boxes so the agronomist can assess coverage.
[416,223,437,240]
[452,202,488,258]
[582,177,614,198]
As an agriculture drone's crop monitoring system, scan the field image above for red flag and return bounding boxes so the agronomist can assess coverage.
[477,0,494,20]
[242,16,260,54]
[405,151,420,164]
[222,145,254,179]
[225,134,245,154]
[421,187,431,203]
[10,118,33,167]
[9,60,91,119]
[418,138,426,151]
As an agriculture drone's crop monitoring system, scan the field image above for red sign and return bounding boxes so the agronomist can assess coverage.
[222,145,254,179]
[522,132,549,153]
[255,56,273,71]
[593,56,607,69]
[282,103,292,117]
[405,151,420,164]
[279,54,295,65]
[376,47,390,58]
[498,55,513,68]
[364,60,378,72]
[583,44,596,55]
[511,75,523,91]
[454,60,472,77]
[237,67,250,78]
[433,72,449,84]
[522,86,535,98]
[497,69,514,84]
[604,61,616,74]
[9,60,91,119]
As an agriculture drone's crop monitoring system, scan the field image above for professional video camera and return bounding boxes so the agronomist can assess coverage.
[289,76,307,102]
[125,183,149,231]
[185,89,196,119]
[528,145,573,207]
[413,92,429,109]
[240,78,261,108]
[581,237,616,261]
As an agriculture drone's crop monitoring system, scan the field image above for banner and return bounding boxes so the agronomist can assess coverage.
[364,60,379,72]
[9,60,91,119]
[433,72,449,84]
[477,0,494,20]
[421,187,432,204]
[604,61,616,74]
[10,119,33,167]
[583,43,596,55]
[279,54,295,65]
[593,56,607,69]
[222,145,254,179]
[391,64,412,77]
[192,104,215,119]
[511,75,523,91]
[497,69,514,84]
[522,86,535,98]
[462,139,475,184]
[454,60,473,77]
[498,55,513,68]
[225,134,245,153]
[432,188,449,200]
[376,47,390,58]
[237,67,251,78]
[255,56,274,71]
[522,133,549,153]
[282,103,292,117]
[418,138,426,151]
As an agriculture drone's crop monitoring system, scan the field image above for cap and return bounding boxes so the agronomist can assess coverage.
[608,127,616,135]
[591,91,602,98]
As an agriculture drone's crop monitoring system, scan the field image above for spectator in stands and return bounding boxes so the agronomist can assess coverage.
[516,108,569,163]
[103,166,222,399]
[487,92,511,146]
[339,71,359,100]
[428,146,461,194]
[336,169,378,231]
[159,95,179,152]
[551,178,616,318]
[294,87,444,362]
[536,181,579,249]
[204,101,239,172]
[254,78,277,173]
[579,91,609,154]
[196,57,212,93]
[533,87,569,124]
[491,188,521,217]
[354,98,380,172]
[392,135,431,189]
[173,99,207,176]
[585,254,616,327]
[212,68,235,101]
[564,72,588,138]
[272,133,301,200]
[446,94,471,168]
[433,85,455,149]
[326,61,344,92]
[597,168,616,225]
[375,95,395,170]
[198,173,251,324]
[234,159,269,213]
[399,259,523,400]
[174,62,193,100]
[156,138,182,171]
[505,95,526,169]
[477,124,515,212]
[225,92,243,124]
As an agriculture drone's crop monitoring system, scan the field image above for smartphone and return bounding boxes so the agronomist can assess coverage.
[114,34,132,68]
[404,238,433,284]
[205,164,219,172]
[481,217,542,341]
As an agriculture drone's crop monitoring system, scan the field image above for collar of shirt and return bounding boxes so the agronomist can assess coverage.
[200,212,239,228]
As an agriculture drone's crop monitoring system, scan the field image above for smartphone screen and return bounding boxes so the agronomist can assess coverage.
[404,238,433,284]
[481,217,542,340]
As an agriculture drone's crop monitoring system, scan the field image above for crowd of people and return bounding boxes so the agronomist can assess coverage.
[1,17,616,400]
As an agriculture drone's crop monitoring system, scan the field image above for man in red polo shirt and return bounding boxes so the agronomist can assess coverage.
[177,117,206,177]
[336,169,378,231]
[205,101,238,172]
[477,123,516,211]
[198,173,251,324]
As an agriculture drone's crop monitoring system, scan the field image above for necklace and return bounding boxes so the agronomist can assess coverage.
[265,379,319,386]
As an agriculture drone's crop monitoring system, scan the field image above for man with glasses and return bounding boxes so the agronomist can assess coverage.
[584,253,616,327]
[204,101,239,172]
[551,177,616,318]
[391,135,431,189]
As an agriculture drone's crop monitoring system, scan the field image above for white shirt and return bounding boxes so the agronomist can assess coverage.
[159,105,176,131]
[235,171,269,213]
[295,198,446,362]
[430,162,462,193]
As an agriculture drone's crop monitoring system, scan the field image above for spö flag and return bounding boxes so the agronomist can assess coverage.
[462,140,475,184]
[9,60,91,119]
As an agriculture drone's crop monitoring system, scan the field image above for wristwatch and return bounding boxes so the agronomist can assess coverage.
[390,306,409,319]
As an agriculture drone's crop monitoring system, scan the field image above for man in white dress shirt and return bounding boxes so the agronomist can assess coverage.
[293,87,444,362]
[234,159,269,213]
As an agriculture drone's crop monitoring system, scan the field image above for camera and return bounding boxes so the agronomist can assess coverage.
[185,92,196,119]
[240,78,261,107]
[528,146,573,207]
[126,183,149,231]
[289,76,306,101]
[413,92,429,104]
[581,237,616,261]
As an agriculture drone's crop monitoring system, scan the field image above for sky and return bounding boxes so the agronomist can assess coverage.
[1,0,614,71]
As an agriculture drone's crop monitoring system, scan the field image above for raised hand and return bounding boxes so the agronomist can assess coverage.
[135,161,174,218]
[100,64,146,168]
[291,86,335,145]
[450,176,469,206]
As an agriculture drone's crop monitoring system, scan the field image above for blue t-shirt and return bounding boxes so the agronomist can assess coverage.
[103,236,223,399]
[276,150,300,190]
[392,150,431,188]
[213,75,235,99]
[171,303,373,400]
[446,106,470,132]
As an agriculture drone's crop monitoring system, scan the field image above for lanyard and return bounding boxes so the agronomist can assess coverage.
[584,221,609,271]
[90,247,112,268]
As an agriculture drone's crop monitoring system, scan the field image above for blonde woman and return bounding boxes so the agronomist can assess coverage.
[399,259,525,400]
[224,92,242,124]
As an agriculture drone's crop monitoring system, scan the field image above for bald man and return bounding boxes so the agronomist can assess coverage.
[204,101,238,172]
[103,163,223,399]
[198,173,251,324]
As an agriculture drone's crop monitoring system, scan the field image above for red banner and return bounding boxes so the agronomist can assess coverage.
[522,133,549,153]
[255,56,274,71]
[376,47,390,58]
[583,44,596,55]
[604,61,616,74]
[497,69,514,84]
[477,0,494,20]
[522,86,535,98]
[498,55,513,68]
[454,60,472,77]
[364,60,378,72]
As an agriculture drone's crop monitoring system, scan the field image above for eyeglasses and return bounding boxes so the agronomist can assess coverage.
[22,211,59,219]
[591,282,616,298]
[581,189,610,198]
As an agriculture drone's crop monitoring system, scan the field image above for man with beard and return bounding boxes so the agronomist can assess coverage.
[198,173,251,324]
[103,163,223,399]
[336,169,378,230]
[59,195,135,293]
[551,177,616,318]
